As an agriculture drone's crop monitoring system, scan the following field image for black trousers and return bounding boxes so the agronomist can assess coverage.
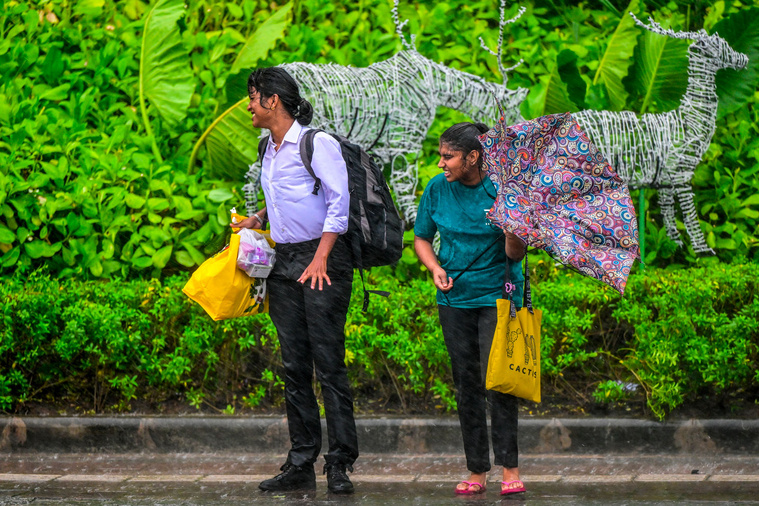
[438,305,519,472]
[267,236,358,468]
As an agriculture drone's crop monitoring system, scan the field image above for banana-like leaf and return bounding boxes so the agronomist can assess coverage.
[522,57,579,119]
[713,7,759,119]
[557,49,587,109]
[140,0,194,128]
[592,0,640,111]
[188,3,291,177]
[230,2,293,75]
[224,70,249,108]
[632,30,688,113]
[189,98,260,180]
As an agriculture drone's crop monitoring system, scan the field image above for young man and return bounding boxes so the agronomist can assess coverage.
[234,67,357,494]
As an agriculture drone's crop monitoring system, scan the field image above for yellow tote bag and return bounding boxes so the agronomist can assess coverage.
[182,231,270,321]
[486,256,542,403]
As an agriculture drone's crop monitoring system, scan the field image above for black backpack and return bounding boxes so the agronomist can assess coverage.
[257,130,404,310]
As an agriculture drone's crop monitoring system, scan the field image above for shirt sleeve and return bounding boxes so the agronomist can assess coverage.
[310,132,350,235]
[414,180,437,239]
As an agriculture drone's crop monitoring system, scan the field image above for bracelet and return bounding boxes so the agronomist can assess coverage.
[252,214,262,224]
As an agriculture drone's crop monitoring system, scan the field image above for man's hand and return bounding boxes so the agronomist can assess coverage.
[230,215,260,230]
[298,252,332,290]
[297,232,339,290]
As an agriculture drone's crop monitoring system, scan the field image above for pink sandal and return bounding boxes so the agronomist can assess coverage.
[455,480,486,495]
[501,479,526,495]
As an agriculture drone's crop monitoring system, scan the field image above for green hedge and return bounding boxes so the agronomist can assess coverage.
[2,261,757,419]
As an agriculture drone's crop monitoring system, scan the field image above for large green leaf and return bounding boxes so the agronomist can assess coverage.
[140,0,194,129]
[557,49,587,109]
[632,30,689,113]
[188,98,260,179]
[230,2,293,76]
[592,0,640,111]
[522,55,579,119]
[713,7,759,119]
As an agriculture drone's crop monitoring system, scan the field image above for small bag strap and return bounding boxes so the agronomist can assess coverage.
[441,234,502,307]
[449,234,502,285]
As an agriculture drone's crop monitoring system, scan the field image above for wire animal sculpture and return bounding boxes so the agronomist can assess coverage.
[574,14,748,254]
[243,0,529,224]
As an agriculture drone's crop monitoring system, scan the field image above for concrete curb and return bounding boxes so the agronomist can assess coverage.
[2,416,758,455]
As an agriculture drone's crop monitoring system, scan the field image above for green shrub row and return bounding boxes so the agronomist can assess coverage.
[2,260,756,419]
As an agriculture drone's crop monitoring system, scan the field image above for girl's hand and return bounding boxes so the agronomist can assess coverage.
[432,266,453,292]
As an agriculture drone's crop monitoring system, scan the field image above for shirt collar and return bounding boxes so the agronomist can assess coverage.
[282,121,304,145]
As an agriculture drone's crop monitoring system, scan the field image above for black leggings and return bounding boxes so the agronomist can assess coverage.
[438,305,519,472]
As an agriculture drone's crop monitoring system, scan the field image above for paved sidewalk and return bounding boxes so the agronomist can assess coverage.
[1,453,759,504]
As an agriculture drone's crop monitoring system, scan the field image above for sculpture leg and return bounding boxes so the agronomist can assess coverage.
[389,154,419,225]
[658,187,684,247]
[675,185,715,255]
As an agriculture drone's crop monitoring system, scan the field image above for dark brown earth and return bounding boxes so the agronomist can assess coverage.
[14,387,759,421]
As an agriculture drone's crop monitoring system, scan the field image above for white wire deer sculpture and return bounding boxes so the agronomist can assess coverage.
[243,0,529,224]
[575,14,749,254]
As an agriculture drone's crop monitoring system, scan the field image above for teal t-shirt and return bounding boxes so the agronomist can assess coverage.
[415,173,524,308]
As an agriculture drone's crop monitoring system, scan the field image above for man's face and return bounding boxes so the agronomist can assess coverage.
[247,89,273,129]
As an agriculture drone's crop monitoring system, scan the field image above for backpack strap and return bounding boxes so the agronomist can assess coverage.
[345,232,391,312]
[255,136,270,230]
[257,135,269,165]
[298,129,323,195]
[259,132,322,196]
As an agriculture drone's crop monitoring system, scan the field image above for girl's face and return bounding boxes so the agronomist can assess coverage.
[438,142,478,184]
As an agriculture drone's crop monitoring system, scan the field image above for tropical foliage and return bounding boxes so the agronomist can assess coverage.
[1,0,759,278]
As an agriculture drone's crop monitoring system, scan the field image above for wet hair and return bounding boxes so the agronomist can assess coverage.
[440,122,489,168]
[247,67,314,125]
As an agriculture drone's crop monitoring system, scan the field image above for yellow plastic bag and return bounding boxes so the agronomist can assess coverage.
[182,231,271,321]
[486,298,542,403]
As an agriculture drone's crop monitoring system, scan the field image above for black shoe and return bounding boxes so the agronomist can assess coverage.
[324,462,354,494]
[258,462,316,492]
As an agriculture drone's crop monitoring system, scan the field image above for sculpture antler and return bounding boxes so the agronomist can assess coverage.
[392,0,417,51]
[478,1,526,86]
[629,12,708,41]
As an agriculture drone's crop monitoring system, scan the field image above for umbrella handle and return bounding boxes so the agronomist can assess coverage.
[523,254,534,314]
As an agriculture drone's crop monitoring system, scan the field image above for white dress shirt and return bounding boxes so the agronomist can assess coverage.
[260,121,350,244]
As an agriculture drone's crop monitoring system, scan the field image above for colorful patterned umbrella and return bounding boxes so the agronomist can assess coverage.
[479,112,640,294]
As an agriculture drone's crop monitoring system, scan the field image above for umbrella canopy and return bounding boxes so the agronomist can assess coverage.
[480,112,640,294]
